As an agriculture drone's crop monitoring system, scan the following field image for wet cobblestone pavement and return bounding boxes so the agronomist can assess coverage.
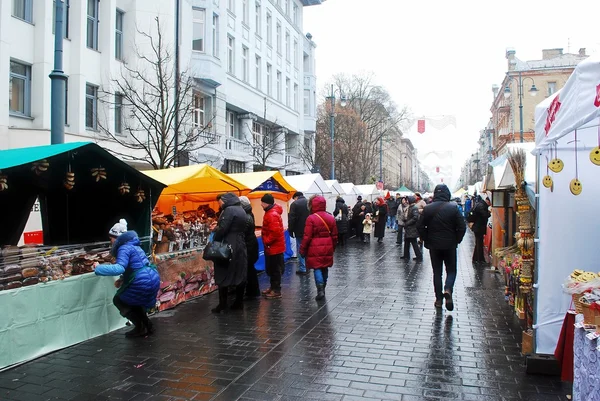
[0,232,571,401]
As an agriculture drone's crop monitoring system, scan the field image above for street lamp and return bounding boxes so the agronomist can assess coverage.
[503,71,538,143]
[325,84,347,180]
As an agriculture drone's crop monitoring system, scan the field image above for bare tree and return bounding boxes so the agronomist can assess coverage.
[97,17,215,169]
[242,98,287,171]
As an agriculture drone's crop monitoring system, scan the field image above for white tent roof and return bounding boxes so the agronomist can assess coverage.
[355,184,379,196]
[324,180,344,196]
[485,143,536,190]
[340,183,362,196]
[284,173,332,195]
[534,54,600,151]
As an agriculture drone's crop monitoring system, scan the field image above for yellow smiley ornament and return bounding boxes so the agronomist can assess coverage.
[548,158,564,173]
[542,175,553,188]
[590,147,600,166]
[570,178,582,196]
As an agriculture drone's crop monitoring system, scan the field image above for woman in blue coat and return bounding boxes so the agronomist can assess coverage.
[94,219,160,338]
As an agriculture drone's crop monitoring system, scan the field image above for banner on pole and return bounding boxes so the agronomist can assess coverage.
[417,120,425,134]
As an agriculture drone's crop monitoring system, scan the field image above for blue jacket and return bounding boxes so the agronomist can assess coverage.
[95,231,160,309]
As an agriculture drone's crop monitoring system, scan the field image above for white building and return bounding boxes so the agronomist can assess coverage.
[0,0,322,174]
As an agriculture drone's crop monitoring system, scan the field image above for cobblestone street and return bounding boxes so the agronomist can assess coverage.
[0,232,571,401]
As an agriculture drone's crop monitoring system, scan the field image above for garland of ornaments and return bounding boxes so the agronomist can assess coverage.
[0,158,147,203]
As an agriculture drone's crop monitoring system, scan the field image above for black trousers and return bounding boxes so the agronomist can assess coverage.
[244,260,260,297]
[473,233,485,262]
[338,233,346,246]
[396,226,404,243]
[113,295,148,328]
[430,248,458,301]
[403,238,422,259]
[265,253,284,292]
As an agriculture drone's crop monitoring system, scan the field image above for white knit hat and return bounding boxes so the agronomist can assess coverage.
[239,196,251,207]
[109,219,128,237]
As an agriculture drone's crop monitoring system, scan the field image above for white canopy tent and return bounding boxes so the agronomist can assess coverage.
[532,54,600,355]
[340,183,363,206]
[324,180,345,212]
[285,173,333,211]
[355,184,379,202]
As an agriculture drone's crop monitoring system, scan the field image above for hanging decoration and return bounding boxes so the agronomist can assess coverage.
[0,171,8,191]
[542,156,553,190]
[135,188,146,203]
[91,167,107,182]
[590,123,600,166]
[118,182,131,195]
[548,144,564,173]
[63,163,75,191]
[569,130,582,196]
[31,159,49,176]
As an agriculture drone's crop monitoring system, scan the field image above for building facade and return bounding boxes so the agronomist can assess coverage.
[1,0,322,173]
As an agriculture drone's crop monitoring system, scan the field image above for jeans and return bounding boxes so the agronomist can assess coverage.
[295,237,306,272]
[313,268,329,286]
[430,248,457,301]
[265,253,284,292]
[387,215,396,229]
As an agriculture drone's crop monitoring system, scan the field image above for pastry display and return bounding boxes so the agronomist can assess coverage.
[151,207,216,254]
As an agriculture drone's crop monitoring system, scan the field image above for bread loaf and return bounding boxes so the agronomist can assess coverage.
[20,257,41,269]
[3,264,22,275]
[1,246,21,259]
[0,273,22,284]
[21,267,40,279]
[5,281,22,290]
[22,277,40,286]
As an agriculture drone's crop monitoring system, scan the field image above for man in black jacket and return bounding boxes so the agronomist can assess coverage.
[288,192,310,275]
[417,184,466,311]
[470,195,491,264]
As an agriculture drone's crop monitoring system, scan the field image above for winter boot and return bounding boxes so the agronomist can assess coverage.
[211,288,229,313]
[315,285,325,301]
[140,311,154,335]
[125,311,147,338]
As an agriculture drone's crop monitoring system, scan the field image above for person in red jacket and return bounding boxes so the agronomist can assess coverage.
[300,195,338,301]
[260,193,286,299]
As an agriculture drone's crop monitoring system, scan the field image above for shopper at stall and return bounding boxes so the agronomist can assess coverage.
[400,196,423,261]
[94,219,160,338]
[470,194,491,264]
[351,196,364,239]
[288,192,310,275]
[211,193,248,313]
[238,196,260,302]
[260,193,286,299]
[373,197,388,243]
[333,196,349,247]
[417,184,466,311]
[299,195,338,301]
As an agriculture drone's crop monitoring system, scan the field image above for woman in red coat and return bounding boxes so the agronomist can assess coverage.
[300,195,338,301]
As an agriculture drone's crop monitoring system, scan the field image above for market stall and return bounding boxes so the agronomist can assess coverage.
[284,173,332,209]
[324,179,345,212]
[355,184,379,202]
[142,165,252,310]
[396,185,414,197]
[532,54,600,356]
[340,182,363,206]
[0,142,165,370]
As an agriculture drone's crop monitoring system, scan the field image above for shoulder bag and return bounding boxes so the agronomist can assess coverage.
[203,240,232,262]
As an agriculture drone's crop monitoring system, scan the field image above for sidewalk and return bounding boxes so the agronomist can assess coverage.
[0,231,570,401]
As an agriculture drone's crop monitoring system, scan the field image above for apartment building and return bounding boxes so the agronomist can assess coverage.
[1,0,322,173]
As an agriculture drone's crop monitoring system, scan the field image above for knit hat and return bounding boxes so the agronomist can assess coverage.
[109,219,128,237]
[261,193,274,205]
[239,196,251,207]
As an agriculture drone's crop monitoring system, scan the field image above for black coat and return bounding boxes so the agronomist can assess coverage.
[374,204,387,238]
[288,195,309,238]
[242,203,259,265]
[212,193,248,287]
[333,199,349,234]
[387,199,399,216]
[417,187,466,250]
[404,204,420,238]
[471,198,491,236]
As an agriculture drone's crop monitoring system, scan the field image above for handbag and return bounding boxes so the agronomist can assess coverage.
[203,240,232,262]
[335,212,343,221]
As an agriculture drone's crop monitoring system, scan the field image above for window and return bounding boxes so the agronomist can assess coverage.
[253,121,266,147]
[225,160,245,173]
[52,0,70,38]
[192,8,206,52]
[86,0,99,50]
[276,22,282,53]
[303,89,310,116]
[548,81,557,96]
[293,39,298,68]
[227,111,239,138]
[114,94,123,134]
[85,84,98,129]
[9,61,31,116]
[12,0,32,22]
[255,2,261,35]
[115,10,124,60]
[212,14,219,57]
[276,71,282,101]
[242,0,249,25]
[227,36,235,74]
[228,0,234,14]
[285,31,290,61]
[266,64,272,96]
[285,0,290,15]
[242,46,249,82]
[193,93,205,127]
[293,3,298,25]
[293,84,298,111]
[255,55,261,90]
[285,78,291,106]
[266,12,272,46]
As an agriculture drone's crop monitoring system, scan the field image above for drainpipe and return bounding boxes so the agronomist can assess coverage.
[49,0,67,144]
[173,0,181,166]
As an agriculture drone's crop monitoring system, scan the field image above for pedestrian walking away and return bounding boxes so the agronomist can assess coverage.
[400,196,422,261]
[386,195,399,231]
[299,195,338,301]
[373,197,388,243]
[260,193,286,299]
[238,196,260,302]
[288,191,310,275]
[209,193,248,313]
[93,219,160,337]
[417,184,466,311]
[333,196,349,246]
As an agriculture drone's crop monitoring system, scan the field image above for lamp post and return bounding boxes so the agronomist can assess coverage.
[325,84,347,180]
[504,71,538,143]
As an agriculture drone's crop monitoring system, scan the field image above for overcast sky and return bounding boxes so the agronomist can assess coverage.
[304,0,600,187]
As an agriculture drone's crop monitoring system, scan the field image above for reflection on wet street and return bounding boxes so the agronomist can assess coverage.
[0,232,570,401]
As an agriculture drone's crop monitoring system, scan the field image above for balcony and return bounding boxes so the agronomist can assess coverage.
[225,137,249,153]
[197,130,221,146]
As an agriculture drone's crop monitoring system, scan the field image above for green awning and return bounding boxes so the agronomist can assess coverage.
[0,142,88,170]
[395,185,413,193]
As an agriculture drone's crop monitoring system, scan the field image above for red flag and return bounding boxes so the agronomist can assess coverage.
[417,119,425,134]
[436,166,440,173]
